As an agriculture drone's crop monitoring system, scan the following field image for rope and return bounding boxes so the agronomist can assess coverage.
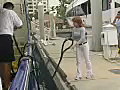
[52,38,74,78]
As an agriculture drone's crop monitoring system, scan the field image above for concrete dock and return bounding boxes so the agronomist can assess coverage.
[43,37,120,90]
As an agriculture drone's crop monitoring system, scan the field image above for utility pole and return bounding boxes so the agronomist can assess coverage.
[91,0,102,51]
[38,2,45,40]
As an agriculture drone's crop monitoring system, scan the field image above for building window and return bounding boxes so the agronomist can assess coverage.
[44,6,46,8]
[29,10,33,12]
[29,6,33,8]
[43,2,46,4]
[28,2,32,4]
[44,9,46,11]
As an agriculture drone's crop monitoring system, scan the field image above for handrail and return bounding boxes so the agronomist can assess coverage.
[10,58,30,90]
[10,0,33,89]
[24,0,32,56]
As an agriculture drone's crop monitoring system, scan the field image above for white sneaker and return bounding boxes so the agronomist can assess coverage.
[86,75,95,80]
[75,77,82,80]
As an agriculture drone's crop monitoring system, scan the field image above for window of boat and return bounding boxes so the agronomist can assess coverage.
[115,2,120,8]
[102,0,110,11]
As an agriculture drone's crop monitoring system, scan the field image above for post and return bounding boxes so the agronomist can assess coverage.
[91,0,102,51]
[50,13,56,38]
[38,2,45,40]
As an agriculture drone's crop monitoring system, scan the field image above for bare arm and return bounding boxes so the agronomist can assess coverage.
[10,10,23,29]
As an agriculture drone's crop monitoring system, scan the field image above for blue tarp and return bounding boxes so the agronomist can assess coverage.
[10,59,30,90]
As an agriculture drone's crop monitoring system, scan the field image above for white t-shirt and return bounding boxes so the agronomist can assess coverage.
[72,27,87,44]
[0,7,23,36]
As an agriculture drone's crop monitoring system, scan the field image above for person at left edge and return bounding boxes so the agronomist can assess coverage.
[0,2,23,89]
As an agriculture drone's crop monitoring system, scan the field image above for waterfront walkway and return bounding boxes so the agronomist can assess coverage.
[44,37,120,90]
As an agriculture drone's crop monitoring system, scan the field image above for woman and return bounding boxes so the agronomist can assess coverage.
[72,16,94,80]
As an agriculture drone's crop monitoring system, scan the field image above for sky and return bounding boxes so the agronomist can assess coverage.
[49,0,60,7]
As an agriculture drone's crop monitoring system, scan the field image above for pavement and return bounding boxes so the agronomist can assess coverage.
[43,37,120,90]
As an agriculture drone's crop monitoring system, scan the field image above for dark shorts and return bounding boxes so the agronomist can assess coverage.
[0,34,15,62]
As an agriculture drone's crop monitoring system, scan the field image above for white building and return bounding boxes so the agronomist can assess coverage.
[28,0,38,14]
[28,0,48,14]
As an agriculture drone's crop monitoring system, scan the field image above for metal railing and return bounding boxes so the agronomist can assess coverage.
[10,0,33,89]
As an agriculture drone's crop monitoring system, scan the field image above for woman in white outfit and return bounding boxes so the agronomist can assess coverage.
[72,16,94,80]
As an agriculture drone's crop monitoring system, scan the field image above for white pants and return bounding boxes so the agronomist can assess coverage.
[76,42,93,78]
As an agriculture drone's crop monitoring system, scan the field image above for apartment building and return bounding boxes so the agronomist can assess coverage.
[28,0,37,14]
[28,0,48,15]
[40,0,49,12]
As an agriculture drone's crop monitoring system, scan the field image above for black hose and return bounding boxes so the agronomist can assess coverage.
[10,35,23,74]
[13,35,24,57]
[12,35,31,73]
[52,38,74,78]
